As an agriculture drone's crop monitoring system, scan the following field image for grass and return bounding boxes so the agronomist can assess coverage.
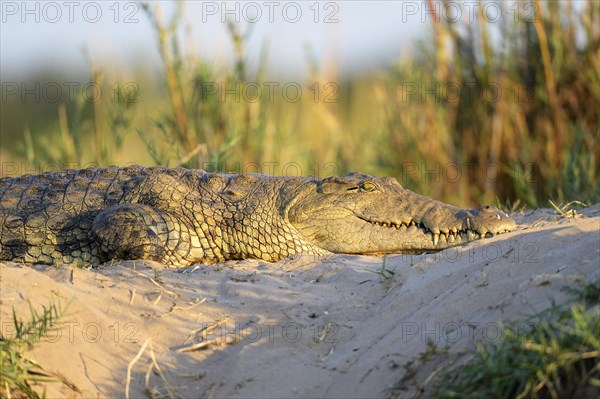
[387,339,449,398]
[378,0,599,206]
[548,199,587,219]
[371,255,397,282]
[0,1,598,209]
[0,300,72,399]
[387,283,600,399]
[1,4,597,394]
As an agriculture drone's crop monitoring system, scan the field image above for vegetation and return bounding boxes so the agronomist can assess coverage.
[1,4,597,396]
[387,283,600,399]
[431,284,600,399]
[0,300,70,399]
[1,0,598,209]
[372,255,397,282]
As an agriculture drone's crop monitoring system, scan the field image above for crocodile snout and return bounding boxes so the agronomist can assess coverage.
[465,206,516,235]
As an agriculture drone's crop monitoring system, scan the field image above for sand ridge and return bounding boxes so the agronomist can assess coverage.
[1,205,599,398]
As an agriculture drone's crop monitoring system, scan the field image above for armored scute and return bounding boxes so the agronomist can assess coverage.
[0,166,516,267]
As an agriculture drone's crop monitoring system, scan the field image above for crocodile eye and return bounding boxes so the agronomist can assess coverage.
[361,182,376,192]
[346,186,360,193]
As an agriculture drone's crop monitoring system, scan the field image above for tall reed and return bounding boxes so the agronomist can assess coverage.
[3,1,597,207]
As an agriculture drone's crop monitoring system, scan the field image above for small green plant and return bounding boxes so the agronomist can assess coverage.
[429,283,600,399]
[565,283,600,305]
[386,282,600,399]
[372,255,396,282]
[0,300,69,399]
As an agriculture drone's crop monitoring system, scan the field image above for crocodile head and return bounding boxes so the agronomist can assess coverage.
[284,173,516,254]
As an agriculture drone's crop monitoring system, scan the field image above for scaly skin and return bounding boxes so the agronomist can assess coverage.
[0,166,516,267]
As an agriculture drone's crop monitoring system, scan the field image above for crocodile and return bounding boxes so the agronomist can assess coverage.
[0,166,516,267]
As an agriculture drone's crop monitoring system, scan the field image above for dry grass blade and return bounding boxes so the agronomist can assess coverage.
[549,200,587,219]
[145,344,179,399]
[160,298,206,318]
[176,335,239,353]
[126,338,150,399]
[181,317,230,346]
[120,266,180,297]
[126,338,179,399]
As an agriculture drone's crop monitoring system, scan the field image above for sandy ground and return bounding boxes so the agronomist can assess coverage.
[1,205,599,399]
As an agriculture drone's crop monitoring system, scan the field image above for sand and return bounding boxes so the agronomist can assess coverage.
[1,205,599,398]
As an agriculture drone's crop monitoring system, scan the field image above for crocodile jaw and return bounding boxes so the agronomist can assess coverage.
[291,207,515,254]
[286,174,516,254]
[353,206,515,253]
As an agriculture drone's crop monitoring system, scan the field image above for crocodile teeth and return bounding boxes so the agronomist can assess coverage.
[433,233,440,246]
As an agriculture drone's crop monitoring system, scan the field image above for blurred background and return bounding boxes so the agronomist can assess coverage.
[1,0,598,208]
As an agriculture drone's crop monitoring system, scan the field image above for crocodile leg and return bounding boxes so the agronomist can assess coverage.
[91,204,175,263]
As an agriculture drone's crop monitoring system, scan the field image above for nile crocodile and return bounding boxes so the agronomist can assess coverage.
[0,166,516,267]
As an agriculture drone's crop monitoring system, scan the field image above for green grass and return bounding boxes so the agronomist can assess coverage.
[0,300,70,399]
[371,255,397,282]
[388,283,600,399]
